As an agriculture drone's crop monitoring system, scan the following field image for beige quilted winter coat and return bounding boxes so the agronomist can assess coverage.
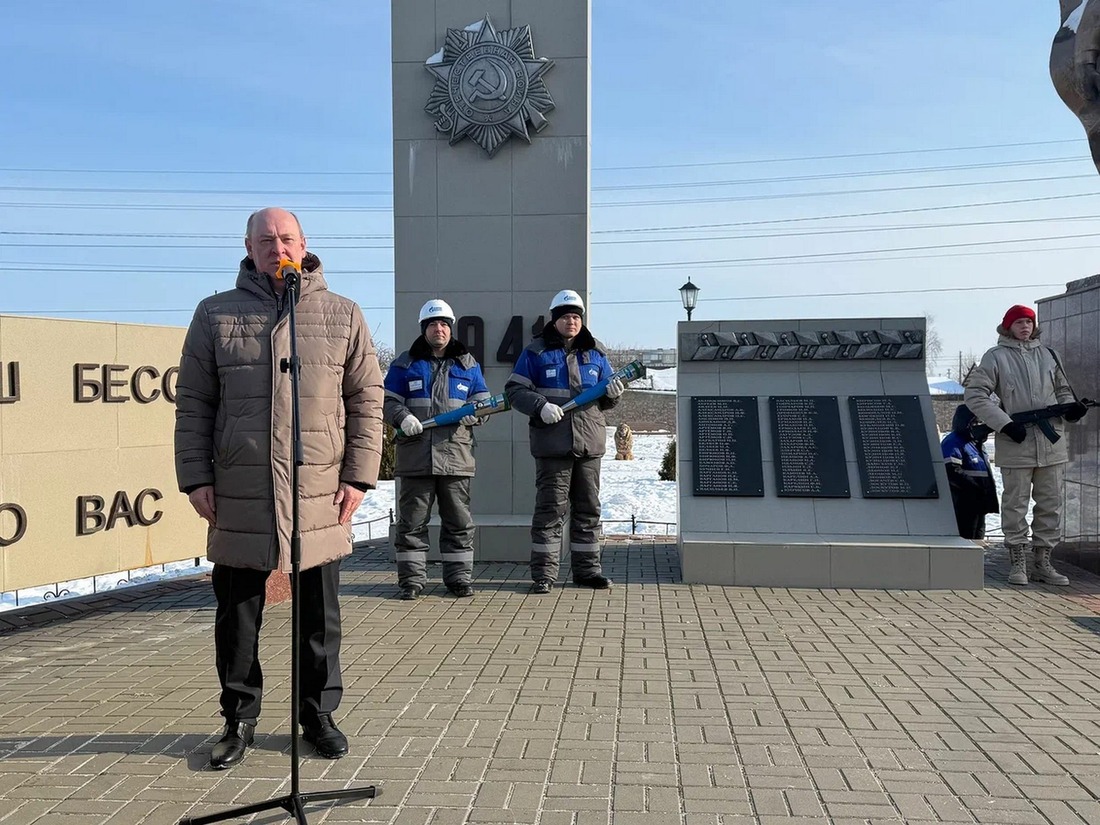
[963,326,1076,469]
[174,254,384,571]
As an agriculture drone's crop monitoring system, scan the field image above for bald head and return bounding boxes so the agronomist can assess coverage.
[246,207,303,241]
[244,207,307,277]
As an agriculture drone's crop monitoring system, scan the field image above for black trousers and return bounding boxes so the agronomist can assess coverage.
[953,505,987,540]
[211,560,343,725]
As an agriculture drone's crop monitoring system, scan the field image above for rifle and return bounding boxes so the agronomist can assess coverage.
[559,360,647,414]
[973,398,1096,443]
[417,393,511,432]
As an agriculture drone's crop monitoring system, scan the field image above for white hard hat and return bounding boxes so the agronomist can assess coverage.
[549,289,585,316]
[418,298,455,325]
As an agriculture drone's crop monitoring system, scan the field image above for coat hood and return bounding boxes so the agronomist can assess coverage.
[951,403,976,435]
[236,252,327,299]
[539,320,602,353]
[409,335,470,361]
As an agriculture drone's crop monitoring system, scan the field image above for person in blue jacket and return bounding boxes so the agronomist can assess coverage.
[505,289,625,594]
[384,299,490,599]
[940,403,999,541]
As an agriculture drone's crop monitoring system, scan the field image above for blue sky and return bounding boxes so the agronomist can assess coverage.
[1,1,1094,375]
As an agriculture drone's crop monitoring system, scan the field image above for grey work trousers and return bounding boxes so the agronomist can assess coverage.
[1000,464,1065,550]
[394,475,474,590]
[530,455,603,583]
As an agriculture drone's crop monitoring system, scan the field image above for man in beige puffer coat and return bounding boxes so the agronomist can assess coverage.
[964,304,1087,587]
[174,207,384,769]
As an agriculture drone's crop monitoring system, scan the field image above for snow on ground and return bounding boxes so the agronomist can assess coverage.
[634,367,676,392]
[599,431,677,535]
[351,479,397,543]
[350,430,678,540]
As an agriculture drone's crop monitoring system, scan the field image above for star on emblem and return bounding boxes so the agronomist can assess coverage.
[424,16,555,157]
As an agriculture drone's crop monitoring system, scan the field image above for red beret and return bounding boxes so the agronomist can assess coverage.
[1002,304,1036,330]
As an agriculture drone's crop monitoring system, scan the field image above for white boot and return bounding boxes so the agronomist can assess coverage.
[1031,547,1070,586]
[1007,545,1029,586]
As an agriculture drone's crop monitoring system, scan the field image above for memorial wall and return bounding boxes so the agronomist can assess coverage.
[677,317,983,590]
[0,315,206,593]
[1038,276,1100,571]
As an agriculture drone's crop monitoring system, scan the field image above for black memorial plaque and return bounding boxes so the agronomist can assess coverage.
[769,396,850,497]
[848,395,938,498]
[691,396,764,496]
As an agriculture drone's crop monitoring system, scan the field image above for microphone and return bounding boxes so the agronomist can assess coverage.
[275,258,301,281]
[276,258,302,292]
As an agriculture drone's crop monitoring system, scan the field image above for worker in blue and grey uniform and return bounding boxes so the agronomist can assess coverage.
[505,289,625,594]
[384,299,490,600]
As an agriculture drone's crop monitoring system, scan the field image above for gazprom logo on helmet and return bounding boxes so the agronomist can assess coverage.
[419,298,455,323]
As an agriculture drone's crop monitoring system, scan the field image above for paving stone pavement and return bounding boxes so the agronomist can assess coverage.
[3,542,1100,824]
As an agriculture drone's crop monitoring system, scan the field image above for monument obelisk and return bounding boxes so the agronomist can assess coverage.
[391,1,591,559]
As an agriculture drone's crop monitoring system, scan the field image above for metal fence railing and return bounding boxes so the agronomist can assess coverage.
[351,510,396,541]
[2,510,401,611]
[602,515,677,537]
[351,510,677,540]
[1,558,209,609]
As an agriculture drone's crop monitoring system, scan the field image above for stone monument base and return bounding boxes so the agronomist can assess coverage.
[681,533,983,589]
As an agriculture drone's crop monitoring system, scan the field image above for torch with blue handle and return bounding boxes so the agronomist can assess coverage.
[418,392,511,431]
[559,360,646,414]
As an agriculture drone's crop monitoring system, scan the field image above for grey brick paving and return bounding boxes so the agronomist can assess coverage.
[2,543,1100,823]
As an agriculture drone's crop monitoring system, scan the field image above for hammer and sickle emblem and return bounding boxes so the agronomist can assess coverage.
[467,59,510,102]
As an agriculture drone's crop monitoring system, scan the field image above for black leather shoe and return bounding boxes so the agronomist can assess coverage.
[574,574,611,589]
[399,586,421,600]
[302,713,349,759]
[532,579,553,594]
[449,584,474,598]
[209,721,255,770]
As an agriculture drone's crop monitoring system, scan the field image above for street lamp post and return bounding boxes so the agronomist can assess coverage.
[679,278,700,321]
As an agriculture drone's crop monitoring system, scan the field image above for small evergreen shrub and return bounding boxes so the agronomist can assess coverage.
[379,425,396,481]
[658,438,676,481]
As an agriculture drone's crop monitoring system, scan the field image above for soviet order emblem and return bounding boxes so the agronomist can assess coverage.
[425,16,555,157]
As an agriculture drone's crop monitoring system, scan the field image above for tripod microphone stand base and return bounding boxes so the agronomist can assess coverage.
[180,784,377,825]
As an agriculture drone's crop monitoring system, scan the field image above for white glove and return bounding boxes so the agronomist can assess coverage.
[459,414,478,426]
[400,415,423,436]
[540,403,564,424]
[606,377,625,399]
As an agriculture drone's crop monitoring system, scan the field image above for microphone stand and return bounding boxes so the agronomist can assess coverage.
[181,270,378,824]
